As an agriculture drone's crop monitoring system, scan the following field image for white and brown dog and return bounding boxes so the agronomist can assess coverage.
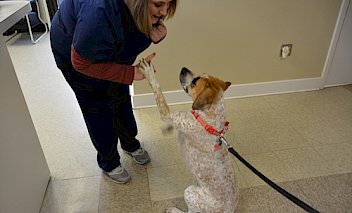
[138,59,238,213]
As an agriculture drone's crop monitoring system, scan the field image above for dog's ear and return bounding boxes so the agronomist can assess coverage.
[210,76,231,92]
[224,82,231,91]
[192,85,214,110]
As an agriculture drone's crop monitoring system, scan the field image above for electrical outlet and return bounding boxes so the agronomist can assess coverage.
[280,44,292,59]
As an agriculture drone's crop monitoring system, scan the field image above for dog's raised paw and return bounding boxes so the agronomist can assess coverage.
[137,58,154,80]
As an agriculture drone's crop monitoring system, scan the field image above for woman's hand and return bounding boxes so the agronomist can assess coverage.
[133,52,156,81]
[150,20,167,44]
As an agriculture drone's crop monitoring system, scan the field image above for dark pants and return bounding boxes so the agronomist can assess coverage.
[59,64,141,172]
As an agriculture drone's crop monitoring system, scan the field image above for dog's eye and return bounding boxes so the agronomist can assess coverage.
[191,77,200,87]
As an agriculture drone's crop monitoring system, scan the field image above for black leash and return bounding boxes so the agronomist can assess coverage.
[219,136,320,213]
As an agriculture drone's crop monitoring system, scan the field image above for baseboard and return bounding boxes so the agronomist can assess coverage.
[132,77,323,109]
[324,82,352,88]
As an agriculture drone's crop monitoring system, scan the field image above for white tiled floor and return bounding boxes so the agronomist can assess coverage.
[7,34,352,212]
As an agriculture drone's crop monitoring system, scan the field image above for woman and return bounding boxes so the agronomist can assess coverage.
[50,0,177,183]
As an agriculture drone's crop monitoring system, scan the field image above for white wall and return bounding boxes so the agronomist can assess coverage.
[0,2,50,212]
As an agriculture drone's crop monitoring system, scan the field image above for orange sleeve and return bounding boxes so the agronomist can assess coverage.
[71,46,134,84]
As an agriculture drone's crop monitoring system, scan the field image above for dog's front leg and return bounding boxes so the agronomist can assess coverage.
[137,59,170,117]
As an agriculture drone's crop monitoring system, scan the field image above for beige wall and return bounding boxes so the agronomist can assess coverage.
[134,0,342,95]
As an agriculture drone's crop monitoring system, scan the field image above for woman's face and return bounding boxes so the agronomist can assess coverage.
[148,0,173,24]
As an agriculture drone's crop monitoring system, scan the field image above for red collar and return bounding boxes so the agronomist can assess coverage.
[191,110,229,137]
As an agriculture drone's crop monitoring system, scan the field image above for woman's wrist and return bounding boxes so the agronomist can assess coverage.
[133,65,146,81]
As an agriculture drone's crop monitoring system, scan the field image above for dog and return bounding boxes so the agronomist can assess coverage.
[138,59,239,213]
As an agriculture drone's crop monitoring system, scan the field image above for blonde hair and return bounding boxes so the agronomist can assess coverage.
[123,0,177,35]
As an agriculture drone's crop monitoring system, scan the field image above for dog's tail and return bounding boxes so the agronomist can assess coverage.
[161,124,174,135]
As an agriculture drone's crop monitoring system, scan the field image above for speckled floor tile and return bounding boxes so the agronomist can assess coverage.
[296,118,352,146]
[143,138,183,168]
[98,162,152,212]
[287,174,352,212]
[236,151,290,187]
[263,87,352,128]
[314,142,352,174]
[236,187,264,213]
[45,149,101,181]
[147,163,196,201]
[273,147,338,181]
[150,173,352,213]
[151,197,188,213]
[40,176,100,213]
[252,184,307,213]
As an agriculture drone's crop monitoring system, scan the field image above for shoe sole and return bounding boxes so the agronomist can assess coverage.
[103,171,131,184]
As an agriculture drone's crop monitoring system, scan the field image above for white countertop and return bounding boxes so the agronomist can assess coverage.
[0,1,31,33]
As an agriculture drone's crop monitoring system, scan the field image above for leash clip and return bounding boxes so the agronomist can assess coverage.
[214,135,231,151]
[219,135,230,149]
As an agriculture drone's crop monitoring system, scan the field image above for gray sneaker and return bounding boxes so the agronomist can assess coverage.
[103,165,131,184]
[125,148,151,165]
